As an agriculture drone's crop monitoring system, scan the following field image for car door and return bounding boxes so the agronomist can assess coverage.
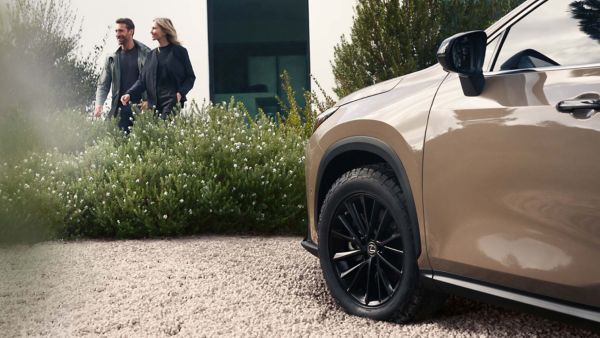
[423,0,600,307]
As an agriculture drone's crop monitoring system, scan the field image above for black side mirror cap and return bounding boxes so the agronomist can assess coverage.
[437,31,487,96]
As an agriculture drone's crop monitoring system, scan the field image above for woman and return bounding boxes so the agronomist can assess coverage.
[121,18,195,119]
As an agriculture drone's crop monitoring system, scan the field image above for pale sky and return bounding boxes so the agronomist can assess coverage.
[69,0,356,104]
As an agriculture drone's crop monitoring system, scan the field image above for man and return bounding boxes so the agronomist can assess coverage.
[95,18,151,132]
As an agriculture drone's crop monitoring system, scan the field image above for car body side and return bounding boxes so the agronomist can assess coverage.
[305,0,534,254]
[303,0,600,324]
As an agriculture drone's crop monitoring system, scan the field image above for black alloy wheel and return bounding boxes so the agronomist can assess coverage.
[318,165,431,321]
[328,192,405,307]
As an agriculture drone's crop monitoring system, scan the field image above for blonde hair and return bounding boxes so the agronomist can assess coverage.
[154,17,181,46]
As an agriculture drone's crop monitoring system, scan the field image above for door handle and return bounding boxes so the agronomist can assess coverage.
[556,99,600,113]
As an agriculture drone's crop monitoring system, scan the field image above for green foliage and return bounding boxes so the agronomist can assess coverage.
[277,71,336,136]
[0,110,110,243]
[0,0,102,112]
[332,0,525,97]
[0,102,311,242]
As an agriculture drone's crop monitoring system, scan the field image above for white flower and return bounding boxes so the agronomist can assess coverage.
[163,214,168,219]
[106,192,110,197]
[179,199,184,203]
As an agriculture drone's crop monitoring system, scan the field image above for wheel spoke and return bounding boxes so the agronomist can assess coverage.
[333,249,362,261]
[373,209,388,241]
[383,245,404,255]
[364,257,373,304]
[340,259,367,279]
[376,258,382,303]
[337,214,360,245]
[345,260,365,292]
[376,257,395,295]
[368,199,380,238]
[331,230,354,242]
[345,201,366,237]
[380,233,402,246]
[360,195,371,236]
[377,253,402,276]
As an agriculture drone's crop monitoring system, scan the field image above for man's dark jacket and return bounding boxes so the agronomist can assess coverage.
[95,40,151,117]
[127,44,196,108]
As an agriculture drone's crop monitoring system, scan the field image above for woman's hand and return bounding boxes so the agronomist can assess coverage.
[176,92,182,103]
[121,94,131,106]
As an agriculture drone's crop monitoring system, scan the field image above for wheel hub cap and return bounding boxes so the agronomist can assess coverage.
[367,242,377,257]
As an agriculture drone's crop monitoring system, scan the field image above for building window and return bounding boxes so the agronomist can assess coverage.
[208,0,310,117]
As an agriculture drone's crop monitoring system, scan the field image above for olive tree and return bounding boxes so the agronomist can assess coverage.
[0,0,101,111]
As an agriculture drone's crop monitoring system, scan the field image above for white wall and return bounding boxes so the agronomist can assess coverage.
[308,0,357,100]
[72,0,356,104]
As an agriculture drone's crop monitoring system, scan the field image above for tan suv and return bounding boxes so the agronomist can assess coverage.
[302,0,600,324]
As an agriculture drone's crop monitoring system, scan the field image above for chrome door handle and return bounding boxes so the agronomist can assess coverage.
[556,99,600,113]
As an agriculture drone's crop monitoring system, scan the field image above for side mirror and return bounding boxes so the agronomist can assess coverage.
[437,31,487,96]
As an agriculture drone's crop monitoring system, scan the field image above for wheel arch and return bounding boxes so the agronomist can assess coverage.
[315,136,422,256]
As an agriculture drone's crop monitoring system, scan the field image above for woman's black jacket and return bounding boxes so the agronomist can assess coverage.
[127,44,196,107]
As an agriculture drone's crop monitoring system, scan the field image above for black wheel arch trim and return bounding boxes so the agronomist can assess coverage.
[421,271,600,328]
[314,136,422,257]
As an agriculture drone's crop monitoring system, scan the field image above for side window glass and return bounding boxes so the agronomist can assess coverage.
[493,0,600,71]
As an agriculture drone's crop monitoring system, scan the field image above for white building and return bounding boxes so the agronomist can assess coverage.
[74,0,357,114]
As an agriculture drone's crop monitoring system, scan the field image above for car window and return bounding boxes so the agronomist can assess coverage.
[493,0,600,71]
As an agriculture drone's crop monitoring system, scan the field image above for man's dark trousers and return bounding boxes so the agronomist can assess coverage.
[117,105,134,134]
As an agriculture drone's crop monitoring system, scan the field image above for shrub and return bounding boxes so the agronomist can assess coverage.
[0,110,109,243]
[0,101,313,242]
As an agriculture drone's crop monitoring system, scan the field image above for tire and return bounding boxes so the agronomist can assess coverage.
[317,164,446,322]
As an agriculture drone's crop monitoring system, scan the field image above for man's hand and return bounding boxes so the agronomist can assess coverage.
[176,92,182,103]
[121,94,131,106]
[94,104,103,117]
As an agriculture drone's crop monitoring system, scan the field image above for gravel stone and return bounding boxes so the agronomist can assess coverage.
[0,237,596,337]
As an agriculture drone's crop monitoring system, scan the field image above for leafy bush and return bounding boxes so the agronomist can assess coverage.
[0,110,110,243]
[0,99,315,242]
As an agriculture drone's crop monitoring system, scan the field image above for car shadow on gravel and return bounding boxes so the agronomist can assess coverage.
[293,257,598,337]
[433,296,598,337]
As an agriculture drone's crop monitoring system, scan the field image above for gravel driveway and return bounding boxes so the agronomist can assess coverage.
[0,237,596,337]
